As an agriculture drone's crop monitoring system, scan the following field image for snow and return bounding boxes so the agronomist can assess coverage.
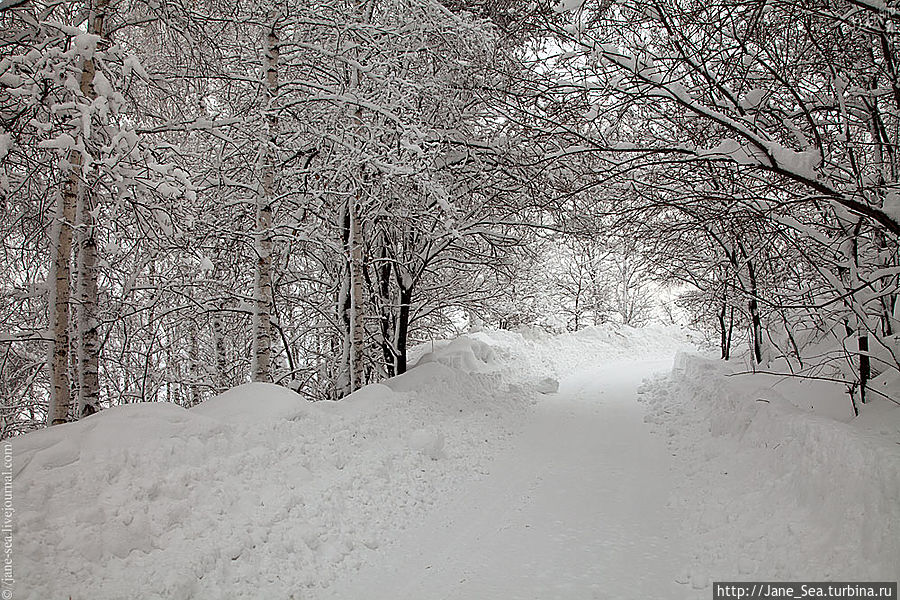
[535,376,559,394]
[14,330,537,600]
[738,88,765,111]
[91,70,114,99]
[413,334,497,373]
[638,353,900,586]
[13,325,898,599]
[122,54,149,82]
[884,190,900,223]
[189,382,311,424]
[198,255,214,273]
[407,428,445,460]
[72,33,100,59]
[319,358,685,600]
[553,0,585,13]
[38,133,77,152]
[0,132,10,160]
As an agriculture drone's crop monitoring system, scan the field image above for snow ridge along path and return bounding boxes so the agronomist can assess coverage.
[318,358,686,600]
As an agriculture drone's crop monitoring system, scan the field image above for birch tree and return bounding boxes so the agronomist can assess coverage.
[252,13,280,383]
[46,0,111,424]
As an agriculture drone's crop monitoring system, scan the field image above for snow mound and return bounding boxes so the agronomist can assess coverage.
[414,335,497,373]
[639,352,900,586]
[190,382,311,423]
[467,323,694,384]
[313,383,395,419]
[15,402,220,480]
[14,330,538,600]
[382,361,457,393]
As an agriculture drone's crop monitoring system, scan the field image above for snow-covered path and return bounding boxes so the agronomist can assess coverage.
[319,358,687,600]
[17,326,895,599]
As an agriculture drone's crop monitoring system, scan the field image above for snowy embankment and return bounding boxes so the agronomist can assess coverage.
[639,353,900,588]
[14,324,690,600]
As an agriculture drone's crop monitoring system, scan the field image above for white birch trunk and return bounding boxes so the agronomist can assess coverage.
[212,304,227,393]
[342,0,375,394]
[348,196,366,391]
[76,190,100,418]
[189,318,200,406]
[252,20,279,383]
[49,0,109,425]
[49,180,76,425]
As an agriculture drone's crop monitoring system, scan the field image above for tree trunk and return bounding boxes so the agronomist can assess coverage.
[76,191,100,418]
[49,0,109,426]
[252,19,279,383]
[395,283,413,375]
[348,195,367,392]
[337,203,353,398]
[49,176,77,425]
[375,241,397,377]
[212,304,227,393]
[782,313,802,369]
[573,285,581,331]
[858,334,870,404]
[189,318,200,406]
[736,242,763,366]
[341,0,374,395]
[718,301,728,360]
[840,219,871,406]
[748,294,763,366]
[727,305,735,359]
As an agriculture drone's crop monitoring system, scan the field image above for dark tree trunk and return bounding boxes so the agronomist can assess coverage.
[859,334,870,404]
[376,245,396,378]
[738,244,763,366]
[395,285,412,375]
[718,302,728,360]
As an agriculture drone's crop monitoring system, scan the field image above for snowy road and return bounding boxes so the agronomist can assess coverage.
[319,358,688,600]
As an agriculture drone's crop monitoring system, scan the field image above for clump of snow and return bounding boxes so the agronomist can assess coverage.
[535,376,559,394]
[0,132,11,160]
[72,33,101,59]
[638,352,900,586]
[738,88,766,110]
[883,189,900,222]
[198,256,214,273]
[414,335,497,373]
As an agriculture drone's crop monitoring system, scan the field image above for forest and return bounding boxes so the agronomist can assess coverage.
[3,0,900,433]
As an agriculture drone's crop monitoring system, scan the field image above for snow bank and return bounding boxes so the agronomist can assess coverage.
[467,322,695,381]
[190,382,311,423]
[638,353,900,588]
[413,335,497,373]
[14,339,530,600]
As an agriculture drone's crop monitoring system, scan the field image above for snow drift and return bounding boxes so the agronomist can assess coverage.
[13,335,525,599]
[639,353,900,587]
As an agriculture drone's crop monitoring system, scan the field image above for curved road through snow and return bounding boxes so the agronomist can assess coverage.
[319,358,688,600]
